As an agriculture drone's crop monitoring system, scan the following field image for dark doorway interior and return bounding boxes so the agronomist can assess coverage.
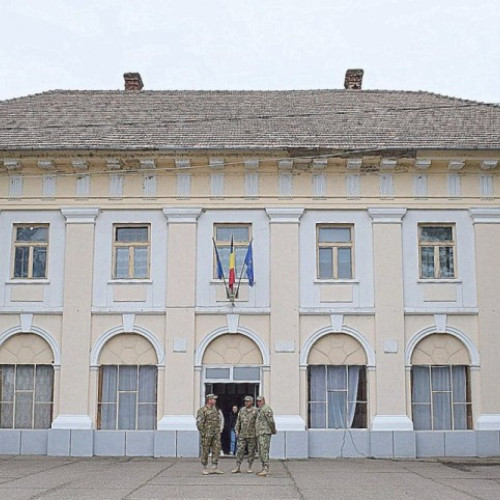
[205,382,259,454]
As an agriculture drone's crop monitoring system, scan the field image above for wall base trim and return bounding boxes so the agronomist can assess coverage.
[157,415,197,431]
[372,415,414,431]
[51,415,94,430]
[274,415,306,431]
[477,414,500,430]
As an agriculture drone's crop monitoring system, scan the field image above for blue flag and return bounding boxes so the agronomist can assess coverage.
[212,238,224,280]
[244,241,254,286]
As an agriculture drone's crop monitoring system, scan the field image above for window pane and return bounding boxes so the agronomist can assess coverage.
[205,368,230,380]
[133,247,148,278]
[432,392,452,430]
[233,367,260,381]
[337,248,352,279]
[14,247,29,278]
[100,366,118,403]
[452,366,467,403]
[327,366,346,391]
[34,403,52,429]
[309,366,326,402]
[14,392,33,428]
[439,247,455,278]
[431,366,451,391]
[216,226,249,243]
[35,366,53,402]
[99,403,116,430]
[420,226,453,242]
[318,248,333,278]
[115,247,129,279]
[412,366,431,403]
[328,391,347,428]
[1,366,15,402]
[119,366,137,391]
[138,366,157,403]
[319,227,351,243]
[16,227,48,242]
[309,402,326,428]
[116,227,148,242]
[412,404,432,430]
[138,404,157,430]
[16,366,34,390]
[420,247,435,278]
[32,247,47,278]
[453,404,467,430]
[118,393,136,430]
[0,403,13,428]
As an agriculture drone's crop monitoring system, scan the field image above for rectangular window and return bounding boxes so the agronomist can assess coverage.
[308,365,366,429]
[97,365,157,430]
[317,225,353,279]
[213,224,251,278]
[113,225,150,279]
[411,365,471,430]
[13,225,49,279]
[418,224,456,279]
[0,364,54,429]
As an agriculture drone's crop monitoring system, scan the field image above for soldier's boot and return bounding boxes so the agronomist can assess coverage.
[247,462,254,473]
[210,465,224,474]
[257,467,269,477]
[202,467,210,475]
[231,465,241,473]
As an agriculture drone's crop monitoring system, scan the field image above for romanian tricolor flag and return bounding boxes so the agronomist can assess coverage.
[228,235,236,290]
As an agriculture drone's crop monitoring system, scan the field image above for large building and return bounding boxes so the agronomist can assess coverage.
[1,70,500,458]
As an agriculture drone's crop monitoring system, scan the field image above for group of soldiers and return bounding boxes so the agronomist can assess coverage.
[196,394,276,477]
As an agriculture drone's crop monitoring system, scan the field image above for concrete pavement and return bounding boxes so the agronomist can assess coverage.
[0,455,499,499]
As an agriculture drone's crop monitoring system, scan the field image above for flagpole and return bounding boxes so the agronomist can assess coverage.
[235,238,253,298]
[212,238,232,303]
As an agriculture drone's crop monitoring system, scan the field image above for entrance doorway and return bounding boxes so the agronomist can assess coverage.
[205,382,260,454]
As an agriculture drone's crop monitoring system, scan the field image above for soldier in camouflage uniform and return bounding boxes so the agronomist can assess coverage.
[255,395,276,477]
[231,396,258,474]
[196,394,224,475]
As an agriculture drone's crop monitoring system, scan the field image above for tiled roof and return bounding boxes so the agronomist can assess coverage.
[1,89,500,151]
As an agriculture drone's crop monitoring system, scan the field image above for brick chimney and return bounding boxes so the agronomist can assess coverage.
[344,69,364,90]
[124,72,144,91]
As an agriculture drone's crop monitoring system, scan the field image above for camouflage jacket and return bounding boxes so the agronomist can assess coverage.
[235,406,258,438]
[196,405,220,436]
[256,404,276,435]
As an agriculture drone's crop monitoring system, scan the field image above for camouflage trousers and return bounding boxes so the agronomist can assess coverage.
[257,434,272,468]
[235,436,256,466]
[200,433,221,466]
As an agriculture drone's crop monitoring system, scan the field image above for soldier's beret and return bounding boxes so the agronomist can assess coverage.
[244,395,254,402]
[206,393,218,400]
[256,395,265,401]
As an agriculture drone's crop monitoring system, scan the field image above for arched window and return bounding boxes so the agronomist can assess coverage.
[97,333,158,430]
[410,334,472,430]
[0,334,54,429]
[307,333,367,429]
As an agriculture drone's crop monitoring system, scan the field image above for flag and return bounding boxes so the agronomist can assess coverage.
[212,238,224,280]
[228,235,236,290]
[244,240,254,286]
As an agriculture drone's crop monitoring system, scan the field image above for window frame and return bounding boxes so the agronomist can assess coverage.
[12,224,49,280]
[316,224,355,280]
[418,223,457,279]
[112,224,151,280]
[212,223,252,280]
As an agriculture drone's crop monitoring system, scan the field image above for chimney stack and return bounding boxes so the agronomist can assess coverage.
[344,69,364,90]
[124,72,144,91]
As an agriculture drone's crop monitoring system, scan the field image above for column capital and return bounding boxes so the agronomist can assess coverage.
[162,207,203,223]
[61,207,99,223]
[368,207,407,223]
[469,207,500,223]
[265,207,304,223]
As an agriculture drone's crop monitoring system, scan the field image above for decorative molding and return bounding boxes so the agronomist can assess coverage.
[434,313,447,333]
[175,159,190,169]
[371,415,413,431]
[346,174,360,198]
[194,326,270,367]
[312,158,328,170]
[312,173,326,198]
[479,175,493,198]
[176,172,191,198]
[143,174,157,198]
[244,172,259,197]
[346,159,362,170]
[4,159,21,170]
[210,172,224,197]
[405,325,480,367]
[383,339,398,353]
[447,173,461,197]
[162,207,202,223]
[380,159,397,170]
[413,174,428,198]
[106,158,122,170]
[265,208,304,223]
[72,159,88,170]
[20,313,33,333]
[90,324,165,367]
[157,415,197,431]
[300,324,376,367]
[209,157,225,170]
[379,173,394,197]
[278,172,293,197]
[140,159,156,169]
[368,207,407,223]
[477,414,500,430]
[61,207,99,224]
[469,207,500,223]
[226,313,239,334]
[122,313,135,333]
[51,415,93,430]
[173,337,187,352]
[109,173,124,198]
[75,174,90,197]
[37,160,54,170]
[480,160,498,171]
[278,159,293,170]
[415,159,431,170]
[244,159,259,170]
[42,175,56,198]
[330,314,344,332]
[275,341,295,353]
[448,160,465,171]
[9,175,22,198]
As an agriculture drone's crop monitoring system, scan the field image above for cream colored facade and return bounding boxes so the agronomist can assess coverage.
[1,150,500,458]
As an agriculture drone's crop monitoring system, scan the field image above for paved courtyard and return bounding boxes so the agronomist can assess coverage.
[0,456,499,499]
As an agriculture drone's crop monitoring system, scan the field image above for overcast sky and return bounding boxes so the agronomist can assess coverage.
[1,0,500,103]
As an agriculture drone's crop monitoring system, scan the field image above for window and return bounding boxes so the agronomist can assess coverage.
[308,365,367,429]
[317,225,353,279]
[0,365,54,429]
[213,224,250,278]
[13,225,48,279]
[419,224,456,279]
[113,225,150,279]
[411,365,471,430]
[97,365,157,430]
